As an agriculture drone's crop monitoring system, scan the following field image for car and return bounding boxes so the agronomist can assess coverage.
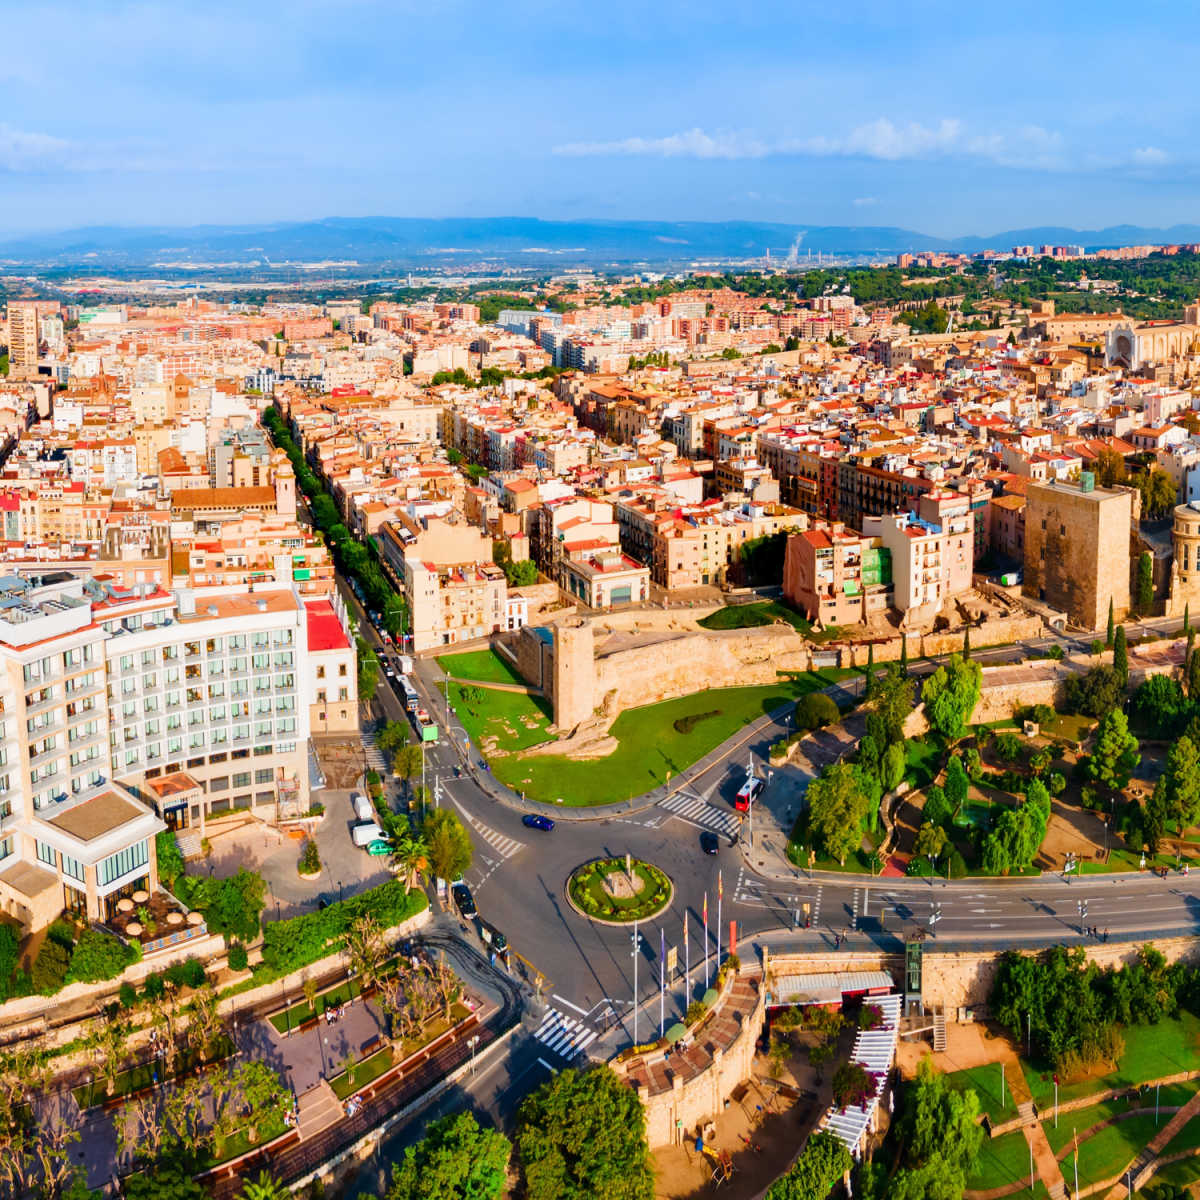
[700,831,720,855]
[366,839,392,857]
[522,813,555,832]
[451,882,477,919]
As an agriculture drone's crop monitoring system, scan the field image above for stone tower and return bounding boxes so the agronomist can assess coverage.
[275,460,297,521]
[553,620,595,731]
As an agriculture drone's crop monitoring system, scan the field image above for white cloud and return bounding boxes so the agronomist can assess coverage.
[554,128,769,159]
[1133,145,1169,166]
[852,196,879,207]
[0,123,73,170]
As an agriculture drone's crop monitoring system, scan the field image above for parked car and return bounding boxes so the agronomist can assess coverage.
[352,792,372,822]
[700,831,720,855]
[451,882,477,919]
[522,814,555,832]
[352,821,383,847]
[366,839,392,857]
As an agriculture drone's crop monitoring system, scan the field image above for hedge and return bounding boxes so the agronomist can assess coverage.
[261,879,427,975]
[66,929,141,984]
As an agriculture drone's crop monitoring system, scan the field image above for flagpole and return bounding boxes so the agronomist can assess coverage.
[684,913,690,1005]
[717,870,723,967]
[703,892,710,991]
[660,928,665,1038]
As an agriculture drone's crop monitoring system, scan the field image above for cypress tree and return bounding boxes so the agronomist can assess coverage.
[865,643,876,698]
[1107,598,1115,647]
[1113,624,1128,687]
[900,637,909,677]
[1186,601,1192,635]
[963,628,971,660]
[1189,626,1196,666]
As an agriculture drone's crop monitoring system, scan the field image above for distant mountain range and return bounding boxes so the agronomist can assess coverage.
[4,216,1200,267]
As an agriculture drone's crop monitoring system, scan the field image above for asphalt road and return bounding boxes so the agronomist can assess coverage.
[335,577,1200,1069]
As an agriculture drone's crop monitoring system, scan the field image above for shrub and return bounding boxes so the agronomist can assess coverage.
[31,939,70,995]
[0,925,20,1001]
[794,692,840,732]
[228,943,249,972]
[155,831,185,889]
[685,1000,708,1024]
[673,709,720,735]
[832,1061,874,1109]
[141,972,164,1000]
[66,929,137,984]
[118,981,138,1009]
[299,838,321,875]
[923,784,953,828]
[47,919,76,951]
[994,732,1024,762]
[164,958,206,989]
[858,1003,884,1030]
[946,848,968,878]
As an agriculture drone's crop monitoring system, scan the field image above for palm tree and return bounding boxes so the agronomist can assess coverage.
[390,832,429,893]
[345,914,386,993]
[242,1171,292,1200]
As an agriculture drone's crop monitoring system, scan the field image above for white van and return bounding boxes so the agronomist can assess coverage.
[352,820,383,847]
[352,792,373,822]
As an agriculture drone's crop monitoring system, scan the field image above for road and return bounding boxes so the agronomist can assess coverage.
[331,578,1200,1072]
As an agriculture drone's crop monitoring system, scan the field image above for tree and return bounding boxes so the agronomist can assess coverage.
[962,627,971,660]
[422,808,473,882]
[865,665,913,750]
[944,755,969,815]
[378,720,411,757]
[1137,551,1155,615]
[242,1173,293,1200]
[1162,735,1200,831]
[1107,597,1115,647]
[121,1164,206,1200]
[1138,467,1178,519]
[807,763,869,865]
[388,1111,510,1200]
[831,1061,874,1109]
[923,784,953,828]
[764,1130,851,1200]
[865,642,876,698]
[1084,708,1140,796]
[881,742,905,792]
[921,654,982,742]
[1131,674,1186,732]
[900,637,909,677]
[66,929,136,984]
[391,833,430,893]
[202,868,266,943]
[516,1066,654,1200]
[1095,447,1129,489]
[1187,601,1192,634]
[156,831,185,889]
[346,915,388,993]
[357,636,379,702]
[902,1058,983,1174]
[84,1016,130,1098]
[1188,649,1200,701]
[1065,664,1124,717]
[914,822,948,864]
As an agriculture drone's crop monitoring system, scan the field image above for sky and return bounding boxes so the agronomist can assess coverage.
[1,0,1195,238]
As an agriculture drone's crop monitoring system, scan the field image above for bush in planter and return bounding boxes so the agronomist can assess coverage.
[66,929,138,984]
[31,939,70,995]
[118,981,138,1009]
[142,971,165,1001]
[228,943,249,972]
[164,958,206,989]
[685,1000,707,1024]
[299,838,321,875]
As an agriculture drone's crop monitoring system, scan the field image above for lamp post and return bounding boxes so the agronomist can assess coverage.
[468,1033,480,1074]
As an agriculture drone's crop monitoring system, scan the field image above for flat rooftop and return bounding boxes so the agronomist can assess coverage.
[47,791,141,841]
[305,599,351,653]
[145,771,202,801]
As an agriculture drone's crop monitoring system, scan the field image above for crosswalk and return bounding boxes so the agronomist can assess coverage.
[451,798,525,859]
[658,791,741,837]
[533,1007,600,1061]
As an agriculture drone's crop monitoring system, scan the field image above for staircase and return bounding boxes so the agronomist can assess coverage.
[296,1081,342,1140]
[175,829,202,859]
[1047,1181,1067,1200]
[932,1007,947,1052]
[1017,1100,1038,1126]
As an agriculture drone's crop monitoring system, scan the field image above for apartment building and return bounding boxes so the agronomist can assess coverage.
[405,558,523,652]
[560,550,650,610]
[1023,476,1134,628]
[305,597,358,735]
[6,301,40,380]
[783,523,893,625]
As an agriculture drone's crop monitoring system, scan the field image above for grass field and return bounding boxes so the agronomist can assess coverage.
[1042,1082,1196,1157]
[945,1061,1018,1123]
[1023,1012,1200,1110]
[964,1128,1046,1196]
[452,683,554,755]
[330,1045,394,1100]
[905,739,942,789]
[1138,1154,1200,1194]
[481,672,848,807]
[698,601,842,642]
[437,648,525,685]
[1072,1113,1163,1190]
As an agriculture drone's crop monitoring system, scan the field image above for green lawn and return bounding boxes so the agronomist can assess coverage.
[73,1036,234,1109]
[437,648,525,685]
[1071,1113,1163,1190]
[945,1062,1018,1123]
[905,739,942,789]
[484,673,846,807]
[330,1045,394,1100]
[1162,1109,1200,1157]
[965,1129,1045,1196]
[1040,712,1095,744]
[206,1112,291,1168]
[452,683,554,755]
[1023,1013,1200,1110]
[698,601,842,642]
[1137,1154,1200,1195]
[269,977,366,1034]
[1043,1082,1196,1156]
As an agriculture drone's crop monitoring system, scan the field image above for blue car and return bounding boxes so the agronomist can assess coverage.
[522,814,555,832]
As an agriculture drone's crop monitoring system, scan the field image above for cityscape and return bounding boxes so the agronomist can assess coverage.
[7,4,1200,1200]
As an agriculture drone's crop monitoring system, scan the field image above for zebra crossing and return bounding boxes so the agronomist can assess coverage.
[658,791,741,837]
[533,1007,600,1061]
[451,798,525,859]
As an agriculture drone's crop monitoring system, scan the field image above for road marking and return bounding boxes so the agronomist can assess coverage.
[450,797,525,859]
[533,1008,599,1060]
[553,994,588,1016]
[536,1058,559,1075]
[658,792,741,837]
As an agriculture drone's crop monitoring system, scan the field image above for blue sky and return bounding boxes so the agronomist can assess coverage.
[1,0,1194,237]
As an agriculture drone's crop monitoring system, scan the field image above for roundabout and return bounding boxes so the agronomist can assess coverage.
[566,856,674,925]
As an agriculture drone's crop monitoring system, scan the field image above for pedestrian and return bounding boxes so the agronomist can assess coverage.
[1104,927,1109,942]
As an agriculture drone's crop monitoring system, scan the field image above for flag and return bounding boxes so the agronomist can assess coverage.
[683,914,689,952]
[703,892,708,924]
[718,871,723,902]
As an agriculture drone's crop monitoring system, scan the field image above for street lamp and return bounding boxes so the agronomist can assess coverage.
[468,1033,480,1074]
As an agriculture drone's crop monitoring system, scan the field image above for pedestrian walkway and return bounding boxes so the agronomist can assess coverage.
[296,1081,342,1139]
[1104,1086,1200,1198]
[362,728,387,771]
[658,791,741,837]
[532,1006,600,1062]
[451,798,525,859]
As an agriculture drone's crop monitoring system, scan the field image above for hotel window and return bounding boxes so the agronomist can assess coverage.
[61,854,85,883]
[0,837,11,863]
[98,840,149,887]
[35,840,56,868]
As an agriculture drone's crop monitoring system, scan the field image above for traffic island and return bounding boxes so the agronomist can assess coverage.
[566,856,673,924]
